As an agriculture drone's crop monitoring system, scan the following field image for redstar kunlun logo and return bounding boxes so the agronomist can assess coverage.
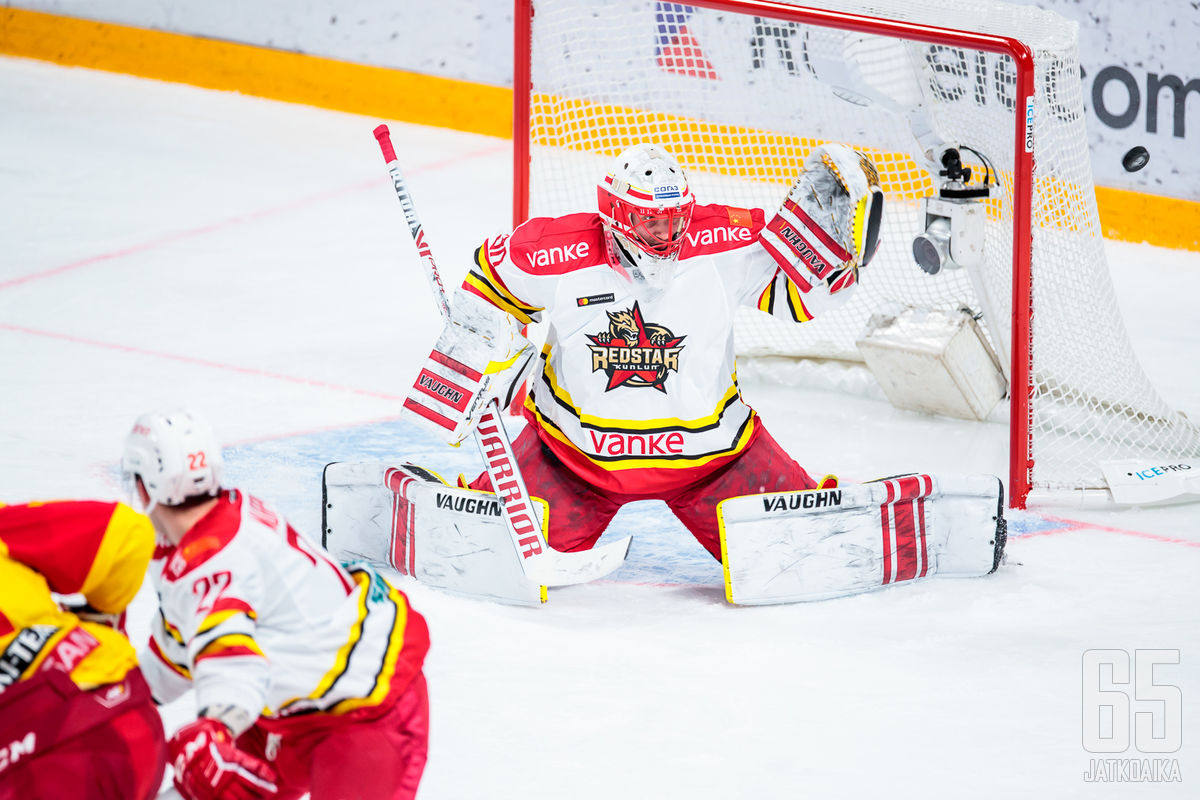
[586,302,685,393]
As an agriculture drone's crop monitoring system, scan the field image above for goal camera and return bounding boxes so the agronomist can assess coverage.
[912,147,991,276]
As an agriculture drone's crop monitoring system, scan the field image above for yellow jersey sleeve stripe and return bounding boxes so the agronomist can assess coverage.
[473,249,544,318]
[465,272,537,325]
[785,277,814,323]
[329,577,409,715]
[194,633,265,661]
[161,613,186,645]
[196,608,251,634]
[150,635,192,679]
[465,267,542,326]
[756,280,774,314]
[278,570,370,711]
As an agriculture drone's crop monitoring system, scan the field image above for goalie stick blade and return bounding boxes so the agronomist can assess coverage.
[524,534,632,587]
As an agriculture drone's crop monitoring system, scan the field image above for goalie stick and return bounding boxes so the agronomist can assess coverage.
[372,124,631,587]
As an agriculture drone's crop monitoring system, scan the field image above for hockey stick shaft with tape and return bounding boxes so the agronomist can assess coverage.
[372,124,630,587]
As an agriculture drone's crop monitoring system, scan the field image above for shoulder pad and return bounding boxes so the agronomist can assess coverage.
[680,204,764,257]
[508,213,608,275]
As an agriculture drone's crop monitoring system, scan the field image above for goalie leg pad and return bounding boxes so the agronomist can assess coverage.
[322,461,547,606]
[718,473,1005,604]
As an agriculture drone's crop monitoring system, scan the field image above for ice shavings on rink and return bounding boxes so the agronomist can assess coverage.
[166,417,726,588]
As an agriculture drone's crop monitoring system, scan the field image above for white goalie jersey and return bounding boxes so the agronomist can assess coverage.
[140,489,429,722]
[464,204,854,495]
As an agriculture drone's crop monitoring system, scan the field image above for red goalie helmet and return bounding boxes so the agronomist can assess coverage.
[597,144,694,286]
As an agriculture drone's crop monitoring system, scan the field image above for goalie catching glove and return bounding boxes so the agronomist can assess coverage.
[404,289,537,445]
[761,143,883,294]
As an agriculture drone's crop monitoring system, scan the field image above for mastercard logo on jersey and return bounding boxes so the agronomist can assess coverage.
[577,292,615,306]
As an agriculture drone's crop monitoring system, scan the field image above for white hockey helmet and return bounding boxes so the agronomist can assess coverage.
[120,410,224,512]
[597,143,695,287]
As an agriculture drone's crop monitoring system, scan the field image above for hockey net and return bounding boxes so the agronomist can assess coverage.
[513,0,1200,506]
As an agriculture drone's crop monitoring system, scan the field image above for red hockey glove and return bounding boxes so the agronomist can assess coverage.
[167,717,279,800]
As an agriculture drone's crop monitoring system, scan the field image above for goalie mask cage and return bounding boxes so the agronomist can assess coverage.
[512,0,1200,508]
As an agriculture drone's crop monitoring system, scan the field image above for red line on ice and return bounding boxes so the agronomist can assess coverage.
[0,145,507,292]
[0,323,405,401]
[1019,514,1200,548]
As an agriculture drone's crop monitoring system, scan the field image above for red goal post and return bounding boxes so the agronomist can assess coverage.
[511,0,1200,508]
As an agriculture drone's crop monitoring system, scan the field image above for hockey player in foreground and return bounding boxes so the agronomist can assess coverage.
[327,142,1005,605]
[121,410,430,800]
[0,500,166,799]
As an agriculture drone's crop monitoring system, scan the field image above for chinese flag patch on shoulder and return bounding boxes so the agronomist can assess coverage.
[727,207,752,227]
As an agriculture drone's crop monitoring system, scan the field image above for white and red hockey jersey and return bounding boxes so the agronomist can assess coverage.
[463,204,853,495]
[140,490,428,722]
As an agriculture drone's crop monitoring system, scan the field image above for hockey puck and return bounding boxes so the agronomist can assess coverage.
[1121,146,1149,172]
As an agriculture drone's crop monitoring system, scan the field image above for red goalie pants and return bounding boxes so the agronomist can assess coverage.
[237,672,429,800]
[0,668,166,800]
[470,425,824,560]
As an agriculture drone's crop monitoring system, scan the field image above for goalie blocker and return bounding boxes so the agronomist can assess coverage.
[322,462,547,607]
[718,473,1006,604]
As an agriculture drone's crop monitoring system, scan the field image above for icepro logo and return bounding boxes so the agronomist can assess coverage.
[0,733,36,774]
[527,242,590,269]
[1129,463,1192,481]
[1024,95,1035,152]
[761,489,843,512]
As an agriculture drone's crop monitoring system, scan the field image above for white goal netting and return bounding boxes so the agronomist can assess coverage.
[518,0,1200,502]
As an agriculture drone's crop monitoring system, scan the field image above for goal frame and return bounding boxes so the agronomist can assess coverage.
[512,0,1038,507]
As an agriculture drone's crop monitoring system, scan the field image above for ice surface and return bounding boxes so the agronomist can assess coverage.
[2,57,1197,798]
